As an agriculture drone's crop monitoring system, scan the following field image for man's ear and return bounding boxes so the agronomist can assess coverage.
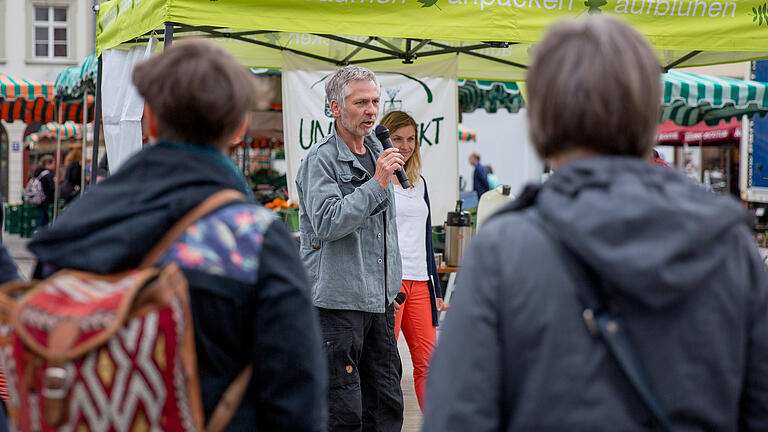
[330,99,342,118]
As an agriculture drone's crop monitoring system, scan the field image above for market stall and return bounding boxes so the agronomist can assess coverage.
[92,0,768,230]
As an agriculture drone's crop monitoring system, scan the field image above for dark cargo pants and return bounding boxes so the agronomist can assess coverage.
[317,305,404,432]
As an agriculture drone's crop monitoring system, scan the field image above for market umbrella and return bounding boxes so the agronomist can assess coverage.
[23,121,83,149]
[54,54,98,102]
[54,54,99,193]
[0,75,53,100]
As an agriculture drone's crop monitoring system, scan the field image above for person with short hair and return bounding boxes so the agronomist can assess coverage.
[31,154,55,228]
[29,40,326,431]
[296,66,405,431]
[468,152,489,198]
[423,16,768,431]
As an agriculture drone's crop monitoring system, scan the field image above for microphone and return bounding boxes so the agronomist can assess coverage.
[395,292,407,305]
[375,125,411,189]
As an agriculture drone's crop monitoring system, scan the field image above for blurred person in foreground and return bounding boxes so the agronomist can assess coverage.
[423,16,768,431]
[28,40,326,431]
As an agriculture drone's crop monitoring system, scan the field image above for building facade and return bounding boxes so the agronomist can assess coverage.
[0,0,97,203]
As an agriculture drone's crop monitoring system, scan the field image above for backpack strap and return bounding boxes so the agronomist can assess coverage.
[205,365,253,432]
[521,207,674,432]
[139,189,246,268]
[140,188,256,430]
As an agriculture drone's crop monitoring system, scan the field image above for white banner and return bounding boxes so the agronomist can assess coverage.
[282,53,459,225]
[101,37,157,172]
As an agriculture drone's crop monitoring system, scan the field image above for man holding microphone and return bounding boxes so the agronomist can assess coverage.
[296,66,405,431]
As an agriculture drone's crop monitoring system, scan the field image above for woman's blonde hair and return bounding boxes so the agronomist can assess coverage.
[379,110,421,184]
[65,147,82,166]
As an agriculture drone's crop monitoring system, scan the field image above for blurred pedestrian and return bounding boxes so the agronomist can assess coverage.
[380,111,446,412]
[424,16,768,431]
[28,155,55,229]
[652,149,671,168]
[29,40,326,431]
[60,147,82,203]
[486,165,499,190]
[468,152,489,198]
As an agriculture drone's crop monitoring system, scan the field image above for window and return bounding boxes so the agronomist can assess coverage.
[33,6,68,58]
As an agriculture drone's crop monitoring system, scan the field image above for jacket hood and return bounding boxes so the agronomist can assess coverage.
[534,156,751,309]
[28,141,252,274]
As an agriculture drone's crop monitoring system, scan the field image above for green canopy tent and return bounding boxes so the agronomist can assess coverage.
[92,0,768,182]
[96,0,768,78]
[54,54,99,198]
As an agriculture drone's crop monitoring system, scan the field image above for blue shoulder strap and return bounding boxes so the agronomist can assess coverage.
[521,207,674,432]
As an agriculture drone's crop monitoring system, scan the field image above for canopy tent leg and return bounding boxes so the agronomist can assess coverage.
[164,22,174,50]
[53,101,62,222]
[81,92,87,192]
[90,54,103,186]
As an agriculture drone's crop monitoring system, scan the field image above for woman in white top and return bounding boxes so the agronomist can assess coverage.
[380,110,447,412]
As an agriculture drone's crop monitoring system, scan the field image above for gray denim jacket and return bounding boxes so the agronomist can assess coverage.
[296,127,402,313]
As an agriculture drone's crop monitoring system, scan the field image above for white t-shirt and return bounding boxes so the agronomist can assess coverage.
[394,178,429,281]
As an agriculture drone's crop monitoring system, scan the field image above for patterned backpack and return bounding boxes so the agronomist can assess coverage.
[0,190,251,432]
[23,170,49,206]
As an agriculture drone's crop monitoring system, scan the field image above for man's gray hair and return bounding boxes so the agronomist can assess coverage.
[325,66,378,108]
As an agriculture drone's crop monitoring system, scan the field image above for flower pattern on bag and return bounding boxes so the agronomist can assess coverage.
[159,203,275,284]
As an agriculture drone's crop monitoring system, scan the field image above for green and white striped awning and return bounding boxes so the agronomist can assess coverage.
[662,70,768,126]
[54,54,98,101]
[458,79,524,115]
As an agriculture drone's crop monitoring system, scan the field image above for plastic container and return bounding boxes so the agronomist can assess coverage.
[476,185,513,229]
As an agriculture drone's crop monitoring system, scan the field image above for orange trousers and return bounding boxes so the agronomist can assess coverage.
[394,280,436,412]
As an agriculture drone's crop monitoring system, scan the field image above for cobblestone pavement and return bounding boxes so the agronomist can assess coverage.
[1,232,424,431]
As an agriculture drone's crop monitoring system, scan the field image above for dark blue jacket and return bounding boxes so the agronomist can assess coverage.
[422,177,442,326]
[424,157,768,431]
[473,162,490,198]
